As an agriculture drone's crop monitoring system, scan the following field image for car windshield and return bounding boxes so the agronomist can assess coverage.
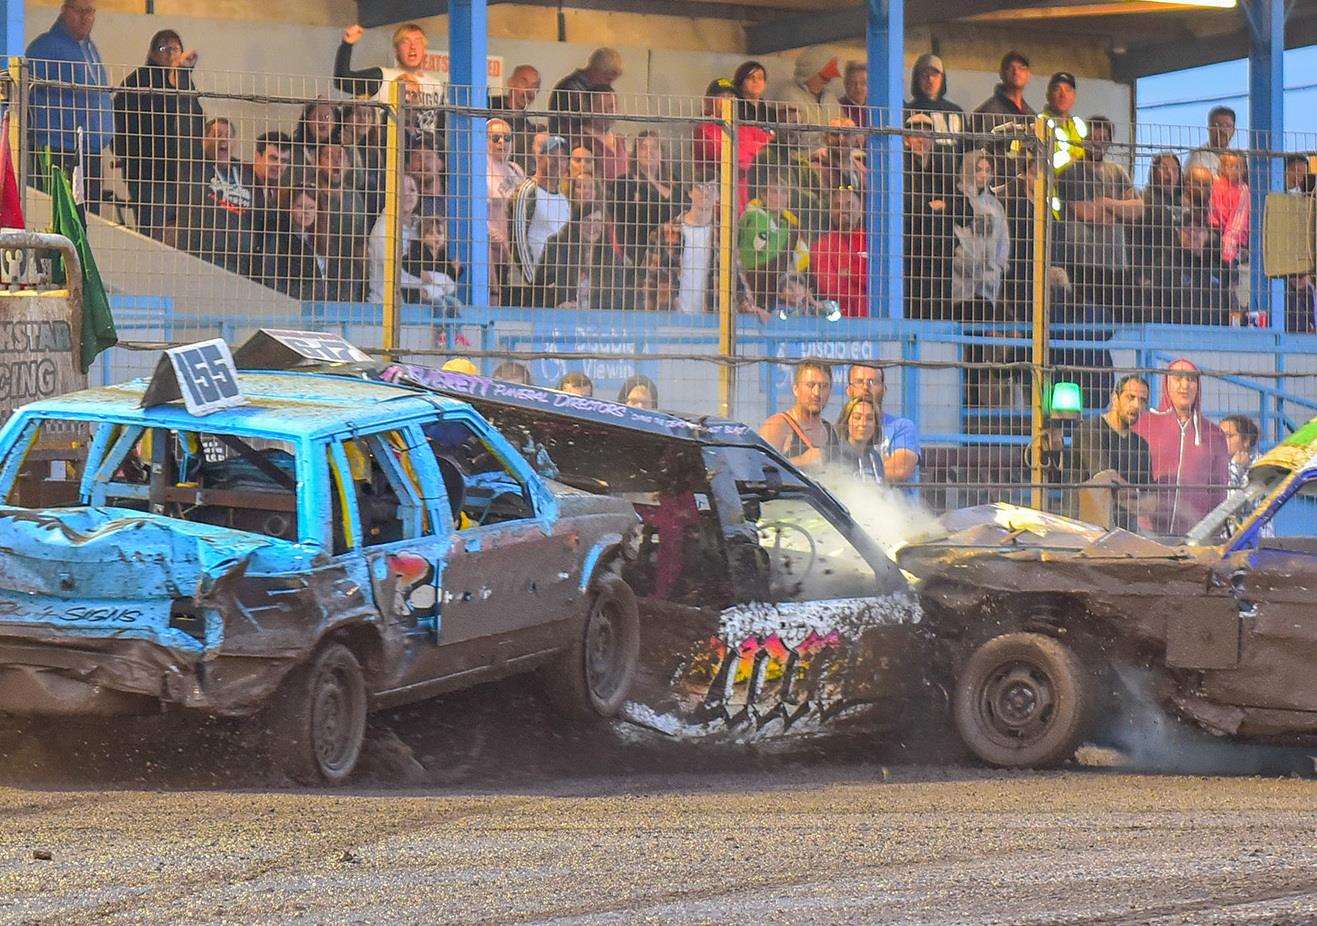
[1184,469,1288,547]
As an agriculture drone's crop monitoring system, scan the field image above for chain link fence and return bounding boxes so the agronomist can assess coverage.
[5,58,1316,529]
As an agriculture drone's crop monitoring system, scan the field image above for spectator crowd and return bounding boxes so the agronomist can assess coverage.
[25,1,1316,331]
[20,0,1296,536]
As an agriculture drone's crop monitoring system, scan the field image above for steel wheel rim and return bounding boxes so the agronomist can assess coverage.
[312,664,361,776]
[585,600,624,701]
[976,659,1057,748]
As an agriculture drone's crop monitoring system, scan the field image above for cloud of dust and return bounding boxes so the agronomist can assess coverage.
[1106,663,1315,777]
[825,477,945,562]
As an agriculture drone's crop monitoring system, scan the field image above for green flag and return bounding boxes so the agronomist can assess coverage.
[48,164,117,373]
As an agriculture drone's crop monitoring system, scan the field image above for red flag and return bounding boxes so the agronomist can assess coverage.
[0,114,25,229]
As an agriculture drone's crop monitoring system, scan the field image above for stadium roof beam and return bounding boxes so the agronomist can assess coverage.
[747,0,1028,54]
[357,0,803,28]
[1113,5,1317,77]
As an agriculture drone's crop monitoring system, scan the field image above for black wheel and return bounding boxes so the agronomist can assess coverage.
[268,643,368,785]
[544,573,640,720]
[953,632,1091,769]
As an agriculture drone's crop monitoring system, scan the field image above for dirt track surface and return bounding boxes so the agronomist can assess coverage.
[1,686,1316,926]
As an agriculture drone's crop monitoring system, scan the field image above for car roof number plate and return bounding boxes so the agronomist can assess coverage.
[233,329,373,369]
[141,339,246,416]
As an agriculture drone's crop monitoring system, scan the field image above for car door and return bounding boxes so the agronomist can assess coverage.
[686,446,920,728]
[326,424,453,690]
[1199,473,1317,712]
[419,414,580,664]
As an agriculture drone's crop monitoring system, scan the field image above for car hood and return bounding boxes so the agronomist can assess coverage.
[0,506,318,601]
[895,502,1185,581]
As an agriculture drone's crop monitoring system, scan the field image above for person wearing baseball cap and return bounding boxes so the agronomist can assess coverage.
[903,108,955,321]
[971,50,1035,132]
[904,52,964,148]
[1048,71,1078,94]
[1040,69,1088,215]
[705,77,735,100]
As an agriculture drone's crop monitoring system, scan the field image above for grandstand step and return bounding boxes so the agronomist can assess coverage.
[24,190,300,338]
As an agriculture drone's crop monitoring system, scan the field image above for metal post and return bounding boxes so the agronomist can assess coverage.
[1247,0,1285,329]
[866,0,903,319]
[0,0,23,58]
[1030,131,1050,512]
[2,2,24,217]
[717,96,736,418]
[7,56,23,211]
[382,79,403,354]
[450,0,491,325]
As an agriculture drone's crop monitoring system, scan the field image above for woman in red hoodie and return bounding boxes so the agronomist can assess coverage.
[1131,358,1230,535]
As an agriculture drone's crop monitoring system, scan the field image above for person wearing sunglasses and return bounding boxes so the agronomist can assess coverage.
[27,0,115,209]
[112,28,204,237]
[487,118,526,304]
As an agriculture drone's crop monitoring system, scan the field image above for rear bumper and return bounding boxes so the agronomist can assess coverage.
[0,635,292,718]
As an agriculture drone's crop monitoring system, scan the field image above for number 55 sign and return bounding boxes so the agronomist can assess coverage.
[141,339,246,416]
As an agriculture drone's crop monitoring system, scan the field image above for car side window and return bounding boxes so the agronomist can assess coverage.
[0,418,87,508]
[332,430,433,550]
[748,494,879,602]
[422,418,535,527]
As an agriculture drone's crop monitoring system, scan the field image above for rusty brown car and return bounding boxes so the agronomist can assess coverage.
[897,420,1317,768]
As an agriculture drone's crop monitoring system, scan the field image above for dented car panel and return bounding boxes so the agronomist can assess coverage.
[0,370,638,721]
[385,364,928,742]
[897,419,1317,745]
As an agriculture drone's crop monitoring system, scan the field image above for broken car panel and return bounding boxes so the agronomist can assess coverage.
[896,418,1317,767]
[0,350,642,783]
[384,364,926,741]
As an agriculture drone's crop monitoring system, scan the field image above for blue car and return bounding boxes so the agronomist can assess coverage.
[0,356,641,783]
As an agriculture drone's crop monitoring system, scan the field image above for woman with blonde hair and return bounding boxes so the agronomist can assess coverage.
[835,394,884,483]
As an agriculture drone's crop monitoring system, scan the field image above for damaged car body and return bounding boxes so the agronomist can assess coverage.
[897,419,1317,769]
[383,364,925,742]
[0,354,643,783]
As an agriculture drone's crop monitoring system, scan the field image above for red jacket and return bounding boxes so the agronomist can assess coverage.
[693,123,773,213]
[1131,359,1230,535]
[812,228,868,317]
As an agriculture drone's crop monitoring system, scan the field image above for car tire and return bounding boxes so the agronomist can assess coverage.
[544,573,640,721]
[268,642,368,785]
[953,632,1091,769]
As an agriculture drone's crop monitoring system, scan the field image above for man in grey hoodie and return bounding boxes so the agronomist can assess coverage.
[775,46,842,140]
[904,53,963,150]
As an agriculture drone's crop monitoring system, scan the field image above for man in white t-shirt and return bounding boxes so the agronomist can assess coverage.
[335,23,446,140]
[508,133,572,305]
[1184,105,1236,178]
[487,118,526,302]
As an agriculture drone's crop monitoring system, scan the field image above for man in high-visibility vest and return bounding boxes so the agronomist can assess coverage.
[1039,72,1086,217]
